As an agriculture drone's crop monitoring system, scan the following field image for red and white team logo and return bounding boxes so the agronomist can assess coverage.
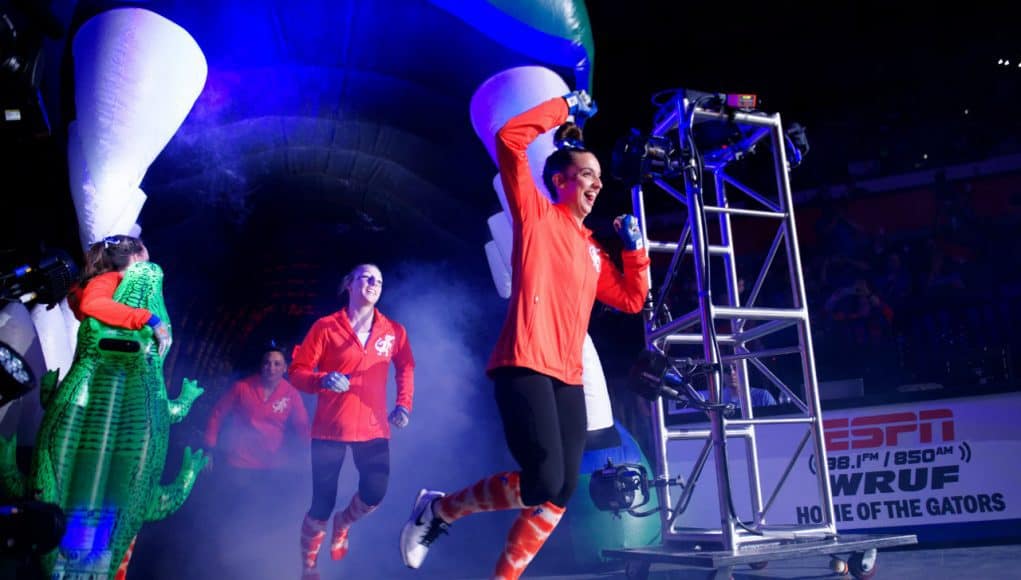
[375,333,395,358]
[272,397,290,414]
[588,245,601,273]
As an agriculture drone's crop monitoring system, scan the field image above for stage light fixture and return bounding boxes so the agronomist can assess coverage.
[0,339,33,409]
[0,249,78,307]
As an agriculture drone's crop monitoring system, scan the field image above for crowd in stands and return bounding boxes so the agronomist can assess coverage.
[796,168,1020,396]
[609,164,1021,407]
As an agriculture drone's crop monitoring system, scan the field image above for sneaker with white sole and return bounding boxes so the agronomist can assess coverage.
[400,489,448,569]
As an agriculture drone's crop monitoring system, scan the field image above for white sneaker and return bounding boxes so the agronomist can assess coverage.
[400,489,448,569]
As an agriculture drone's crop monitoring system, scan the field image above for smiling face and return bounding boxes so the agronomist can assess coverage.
[552,151,603,223]
[260,350,287,385]
[346,264,383,307]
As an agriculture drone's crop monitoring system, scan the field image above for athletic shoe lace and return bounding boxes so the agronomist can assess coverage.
[420,518,449,546]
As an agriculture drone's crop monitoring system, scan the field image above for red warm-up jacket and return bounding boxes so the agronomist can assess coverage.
[487,97,650,385]
[289,309,414,442]
[204,375,310,469]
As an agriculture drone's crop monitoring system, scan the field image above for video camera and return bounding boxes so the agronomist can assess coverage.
[589,460,653,517]
[611,88,809,186]
[611,130,685,185]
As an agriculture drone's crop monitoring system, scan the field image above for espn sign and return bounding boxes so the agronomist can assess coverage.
[824,409,955,451]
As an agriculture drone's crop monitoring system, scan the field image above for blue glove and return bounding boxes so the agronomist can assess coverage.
[388,405,410,429]
[320,371,350,393]
[614,214,644,251]
[563,90,597,127]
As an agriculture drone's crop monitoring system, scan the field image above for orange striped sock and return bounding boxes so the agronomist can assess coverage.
[113,537,136,580]
[300,514,327,571]
[434,471,525,523]
[331,493,377,560]
[492,502,566,580]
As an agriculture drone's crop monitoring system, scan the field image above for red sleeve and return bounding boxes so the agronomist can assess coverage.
[392,323,415,412]
[289,320,328,394]
[496,97,569,224]
[595,246,651,313]
[288,385,311,440]
[204,384,240,447]
[79,273,153,329]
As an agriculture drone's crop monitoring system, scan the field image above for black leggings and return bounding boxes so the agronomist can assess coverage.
[492,367,587,508]
[308,438,390,520]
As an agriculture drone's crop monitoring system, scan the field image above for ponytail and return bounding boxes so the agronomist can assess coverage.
[542,122,589,200]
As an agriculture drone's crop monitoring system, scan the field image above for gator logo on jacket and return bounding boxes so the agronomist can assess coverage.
[588,244,601,273]
[272,397,290,414]
[375,334,396,358]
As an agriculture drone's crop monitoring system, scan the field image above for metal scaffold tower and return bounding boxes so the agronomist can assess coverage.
[603,91,916,579]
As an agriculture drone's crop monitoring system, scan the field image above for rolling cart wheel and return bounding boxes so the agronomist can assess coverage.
[624,560,651,580]
[848,549,878,579]
[830,556,849,575]
[749,561,768,570]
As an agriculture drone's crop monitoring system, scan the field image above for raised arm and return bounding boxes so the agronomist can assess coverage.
[495,97,569,224]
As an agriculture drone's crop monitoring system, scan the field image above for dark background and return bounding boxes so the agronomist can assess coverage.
[1,2,1020,577]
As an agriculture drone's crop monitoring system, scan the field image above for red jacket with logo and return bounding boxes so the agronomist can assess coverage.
[487,97,650,385]
[204,375,310,469]
[289,309,414,442]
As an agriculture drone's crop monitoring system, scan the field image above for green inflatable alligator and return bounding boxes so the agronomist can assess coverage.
[0,261,206,578]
